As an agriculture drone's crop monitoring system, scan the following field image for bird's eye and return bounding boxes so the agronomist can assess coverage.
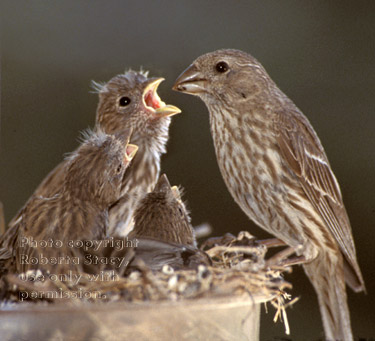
[119,96,131,106]
[116,164,122,173]
[215,61,229,73]
[178,207,184,216]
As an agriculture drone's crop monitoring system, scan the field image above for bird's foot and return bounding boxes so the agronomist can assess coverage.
[266,247,307,268]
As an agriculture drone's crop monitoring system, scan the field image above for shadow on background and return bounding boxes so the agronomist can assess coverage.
[1,1,374,339]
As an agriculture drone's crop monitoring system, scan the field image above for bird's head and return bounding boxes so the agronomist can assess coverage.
[173,49,271,106]
[65,129,138,207]
[93,70,181,148]
[131,174,195,246]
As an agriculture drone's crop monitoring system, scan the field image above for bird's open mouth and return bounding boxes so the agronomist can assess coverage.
[142,78,181,117]
[124,144,138,162]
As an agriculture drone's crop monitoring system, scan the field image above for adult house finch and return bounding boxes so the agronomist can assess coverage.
[8,70,181,237]
[173,49,365,340]
[0,129,138,274]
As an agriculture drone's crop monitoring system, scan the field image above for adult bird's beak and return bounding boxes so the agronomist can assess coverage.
[173,64,207,95]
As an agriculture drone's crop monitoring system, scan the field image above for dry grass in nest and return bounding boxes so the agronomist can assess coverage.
[1,231,296,334]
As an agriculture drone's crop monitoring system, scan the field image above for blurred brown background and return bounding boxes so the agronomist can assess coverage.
[1,1,374,339]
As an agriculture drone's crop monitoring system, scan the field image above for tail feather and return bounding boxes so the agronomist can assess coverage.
[303,251,353,341]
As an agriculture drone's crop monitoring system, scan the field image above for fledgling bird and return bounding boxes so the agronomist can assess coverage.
[82,175,210,274]
[0,130,138,274]
[127,174,211,271]
[129,174,196,246]
[8,70,181,237]
[173,49,365,341]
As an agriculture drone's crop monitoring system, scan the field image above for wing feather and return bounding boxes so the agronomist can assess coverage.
[275,109,365,291]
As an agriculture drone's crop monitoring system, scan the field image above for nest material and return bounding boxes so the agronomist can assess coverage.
[0,231,295,333]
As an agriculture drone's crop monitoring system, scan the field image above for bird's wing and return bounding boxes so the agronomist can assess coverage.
[275,109,364,291]
[0,220,21,262]
[7,160,67,229]
[0,207,27,273]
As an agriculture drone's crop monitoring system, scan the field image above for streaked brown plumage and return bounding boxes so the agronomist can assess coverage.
[127,174,211,270]
[0,129,137,274]
[129,174,196,246]
[8,70,181,237]
[83,174,210,273]
[174,49,365,340]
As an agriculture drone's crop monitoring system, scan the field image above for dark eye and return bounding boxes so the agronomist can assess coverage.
[215,61,229,73]
[116,164,122,173]
[178,207,184,216]
[119,96,131,106]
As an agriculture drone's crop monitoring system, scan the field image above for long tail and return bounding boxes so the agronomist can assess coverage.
[303,251,353,341]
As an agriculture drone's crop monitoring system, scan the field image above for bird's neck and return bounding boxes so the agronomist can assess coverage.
[135,120,170,155]
[64,196,108,239]
[120,130,168,195]
[208,100,275,151]
[64,191,108,216]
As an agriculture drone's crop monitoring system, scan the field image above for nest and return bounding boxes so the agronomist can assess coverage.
[1,231,295,335]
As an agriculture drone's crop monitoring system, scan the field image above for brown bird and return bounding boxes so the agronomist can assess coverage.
[127,174,211,271]
[82,174,210,274]
[8,70,181,237]
[173,49,365,340]
[0,129,138,274]
[129,174,196,246]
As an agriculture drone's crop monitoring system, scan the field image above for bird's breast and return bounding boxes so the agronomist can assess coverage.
[208,105,292,227]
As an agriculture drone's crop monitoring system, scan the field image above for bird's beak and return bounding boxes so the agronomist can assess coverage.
[171,186,182,201]
[115,127,133,146]
[154,174,172,193]
[173,64,207,95]
[142,78,181,118]
[124,144,138,162]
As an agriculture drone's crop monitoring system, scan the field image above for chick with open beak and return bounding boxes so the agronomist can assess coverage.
[142,78,181,118]
[7,70,181,239]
